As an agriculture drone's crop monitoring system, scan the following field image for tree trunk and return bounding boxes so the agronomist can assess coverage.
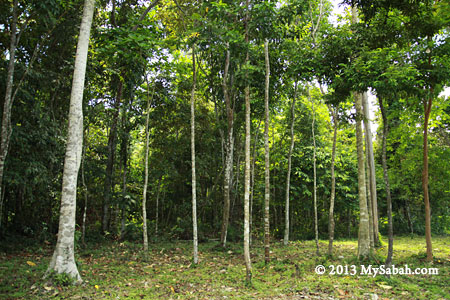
[309,87,320,255]
[191,44,199,264]
[366,151,375,249]
[45,0,95,283]
[243,0,252,283]
[354,91,371,260]
[362,92,379,246]
[422,96,433,261]
[328,106,337,256]
[155,176,162,236]
[263,39,271,264]
[142,79,151,251]
[379,97,394,266]
[284,83,297,246]
[0,0,18,232]
[220,45,234,248]
[102,81,123,234]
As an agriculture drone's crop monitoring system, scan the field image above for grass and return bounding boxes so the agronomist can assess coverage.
[0,235,449,299]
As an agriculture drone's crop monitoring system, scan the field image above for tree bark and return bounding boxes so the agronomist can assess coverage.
[0,0,18,231]
[142,79,151,251]
[328,106,337,256]
[355,92,371,260]
[191,44,199,264]
[220,45,234,248]
[263,39,271,264]
[422,96,433,261]
[243,0,252,283]
[284,83,297,246]
[379,97,394,266]
[45,0,95,283]
[362,92,379,246]
[310,88,319,255]
[366,150,375,249]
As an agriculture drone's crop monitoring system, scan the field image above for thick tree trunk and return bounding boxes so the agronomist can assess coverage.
[220,45,234,248]
[243,0,252,283]
[102,82,122,233]
[263,39,271,264]
[45,0,95,283]
[362,92,379,245]
[81,127,89,246]
[191,45,199,264]
[379,97,394,266]
[354,92,371,260]
[0,0,18,231]
[328,106,337,256]
[423,97,433,262]
[284,83,297,246]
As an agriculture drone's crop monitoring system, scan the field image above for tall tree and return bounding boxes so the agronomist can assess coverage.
[327,104,338,256]
[243,0,252,284]
[45,0,95,282]
[263,39,271,264]
[142,78,151,251]
[191,44,199,264]
[220,44,234,248]
[310,87,319,255]
[362,92,379,245]
[0,0,18,231]
[284,82,297,246]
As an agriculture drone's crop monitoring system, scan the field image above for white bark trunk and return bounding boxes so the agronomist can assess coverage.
[143,79,151,251]
[243,0,252,282]
[284,83,297,246]
[263,39,271,264]
[46,0,95,283]
[0,0,18,231]
[362,92,379,245]
[191,45,198,264]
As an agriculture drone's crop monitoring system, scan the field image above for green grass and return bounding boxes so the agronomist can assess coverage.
[0,236,449,299]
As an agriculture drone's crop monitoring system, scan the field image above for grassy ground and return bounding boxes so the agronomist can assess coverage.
[0,236,449,299]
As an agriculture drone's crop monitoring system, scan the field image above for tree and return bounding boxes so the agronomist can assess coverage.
[243,0,252,284]
[45,0,95,282]
[263,39,271,264]
[190,44,199,264]
[0,0,18,231]
[284,83,297,246]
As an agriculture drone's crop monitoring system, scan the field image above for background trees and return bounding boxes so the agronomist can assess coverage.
[0,0,449,281]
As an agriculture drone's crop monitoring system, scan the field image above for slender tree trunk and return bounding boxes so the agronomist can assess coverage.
[379,97,394,266]
[243,0,252,283]
[423,96,433,261]
[284,83,297,246]
[263,39,271,264]
[309,88,319,255]
[405,199,414,234]
[362,92,379,245]
[328,106,337,256]
[221,45,234,248]
[45,0,95,283]
[142,79,152,251]
[0,0,18,231]
[191,45,199,264]
[102,82,122,234]
[355,91,371,260]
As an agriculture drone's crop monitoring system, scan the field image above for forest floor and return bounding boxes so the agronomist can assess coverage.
[0,235,449,299]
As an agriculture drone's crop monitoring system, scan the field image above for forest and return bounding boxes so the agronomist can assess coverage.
[0,0,449,299]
